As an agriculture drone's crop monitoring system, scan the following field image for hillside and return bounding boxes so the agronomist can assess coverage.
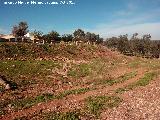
[0,42,160,120]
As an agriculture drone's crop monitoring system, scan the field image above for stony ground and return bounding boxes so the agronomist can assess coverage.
[102,76,160,120]
[0,43,160,120]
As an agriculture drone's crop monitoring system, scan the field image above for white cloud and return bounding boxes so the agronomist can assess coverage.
[86,5,160,40]
[0,27,8,34]
[88,22,160,40]
[116,2,137,16]
[0,28,3,33]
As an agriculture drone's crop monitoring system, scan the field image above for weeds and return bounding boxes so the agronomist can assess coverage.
[68,63,91,78]
[115,72,157,94]
[7,88,91,111]
[0,60,59,80]
[42,111,80,120]
[11,93,54,110]
[94,71,137,86]
[85,96,122,117]
[14,111,80,120]
[56,88,91,99]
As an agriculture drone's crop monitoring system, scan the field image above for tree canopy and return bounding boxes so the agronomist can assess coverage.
[12,21,29,37]
[105,33,160,58]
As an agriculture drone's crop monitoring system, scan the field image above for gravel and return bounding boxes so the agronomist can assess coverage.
[101,77,160,120]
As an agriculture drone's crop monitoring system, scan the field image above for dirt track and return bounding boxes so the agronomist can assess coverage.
[0,44,160,120]
[101,76,160,120]
[1,67,153,120]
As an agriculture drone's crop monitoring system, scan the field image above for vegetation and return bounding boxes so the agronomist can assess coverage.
[14,111,80,120]
[0,60,59,79]
[30,30,61,43]
[12,21,29,37]
[115,72,157,94]
[0,23,160,119]
[93,71,137,86]
[68,63,91,78]
[6,21,160,59]
[55,87,91,99]
[85,96,122,117]
[104,33,160,58]
[0,42,102,60]
[10,22,103,44]
[0,87,91,113]
[10,93,54,110]
[73,29,103,44]
[0,21,157,59]
[61,34,73,42]
[42,111,80,120]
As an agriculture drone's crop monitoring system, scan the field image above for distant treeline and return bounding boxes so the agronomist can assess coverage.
[104,33,160,58]
[32,28,104,44]
[11,21,103,44]
[2,21,160,59]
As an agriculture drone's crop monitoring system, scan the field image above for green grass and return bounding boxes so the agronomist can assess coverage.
[65,44,79,55]
[128,57,150,68]
[94,71,137,86]
[128,58,160,70]
[117,71,137,83]
[11,93,54,110]
[128,61,142,68]
[115,88,127,94]
[68,63,91,78]
[146,60,160,70]
[0,60,60,83]
[85,96,122,117]
[14,111,80,120]
[90,59,108,75]
[55,87,91,99]
[4,88,91,111]
[134,72,156,86]
[115,72,157,94]
[0,42,103,61]
[41,111,80,120]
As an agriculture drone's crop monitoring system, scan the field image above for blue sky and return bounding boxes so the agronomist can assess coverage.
[0,0,160,39]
